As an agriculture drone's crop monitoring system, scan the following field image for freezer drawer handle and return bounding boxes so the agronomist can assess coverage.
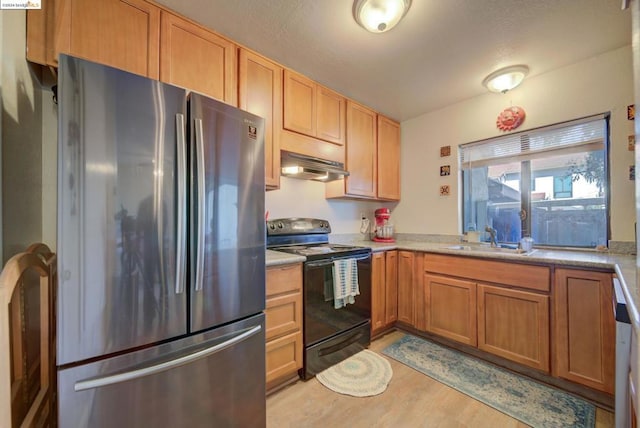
[194,118,206,292]
[73,325,262,392]
[175,113,187,295]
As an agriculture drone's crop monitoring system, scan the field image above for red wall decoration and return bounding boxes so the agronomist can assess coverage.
[496,106,526,132]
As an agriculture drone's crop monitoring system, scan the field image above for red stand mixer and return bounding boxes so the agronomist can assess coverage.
[373,208,395,243]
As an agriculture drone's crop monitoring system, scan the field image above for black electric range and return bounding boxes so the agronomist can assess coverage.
[266,218,372,379]
[266,218,370,260]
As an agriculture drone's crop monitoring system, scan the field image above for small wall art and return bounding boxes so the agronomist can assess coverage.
[628,104,635,121]
[630,165,635,181]
[440,165,451,176]
[629,135,635,151]
[439,185,450,196]
[440,146,451,157]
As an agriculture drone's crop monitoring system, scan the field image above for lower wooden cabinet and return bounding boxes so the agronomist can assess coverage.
[397,251,414,326]
[371,251,397,336]
[266,331,303,389]
[553,268,615,394]
[265,263,303,391]
[424,273,477,346]
[423,253,552,372]
[477,284,550,372]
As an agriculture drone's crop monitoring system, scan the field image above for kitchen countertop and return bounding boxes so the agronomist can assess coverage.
[266,250,305,267]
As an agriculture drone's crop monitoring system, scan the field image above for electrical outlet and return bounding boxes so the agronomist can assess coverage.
[360,216,370,234]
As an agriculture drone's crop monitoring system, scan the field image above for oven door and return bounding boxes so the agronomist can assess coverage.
[303,253,372,347]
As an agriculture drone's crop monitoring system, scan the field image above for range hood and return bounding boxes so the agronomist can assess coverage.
[280,151,349,182]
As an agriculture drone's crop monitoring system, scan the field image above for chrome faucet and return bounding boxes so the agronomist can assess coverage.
[485,226,497,247]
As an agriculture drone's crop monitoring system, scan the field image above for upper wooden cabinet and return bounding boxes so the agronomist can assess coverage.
[160,11,237,105]
[283,70,316,137]
[377,115,401,201]
[27,0,161,78]
[280,70,346,163]
[283,70,346,145]
[317,86,347,145]
[326,101,377,199]
[345,101,377,197]
[238,49,283,190]
[326,106,401,201]
[553,268,615,394]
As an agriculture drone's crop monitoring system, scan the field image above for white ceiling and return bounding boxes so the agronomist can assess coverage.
[155,0,632,122]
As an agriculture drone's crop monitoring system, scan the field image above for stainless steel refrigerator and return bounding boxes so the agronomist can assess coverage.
[56,55,266,427]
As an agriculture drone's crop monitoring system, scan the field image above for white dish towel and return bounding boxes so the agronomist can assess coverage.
[332,259,360,309]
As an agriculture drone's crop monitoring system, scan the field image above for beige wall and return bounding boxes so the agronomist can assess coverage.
[395,45,636,242]
[1,11,56,262]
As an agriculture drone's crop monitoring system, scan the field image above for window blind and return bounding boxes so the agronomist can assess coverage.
[459,114,607,167]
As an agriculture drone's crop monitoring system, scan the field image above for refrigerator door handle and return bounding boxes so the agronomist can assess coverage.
[74,324,262,392]
[194,118,206,292]
[175,113,187,295]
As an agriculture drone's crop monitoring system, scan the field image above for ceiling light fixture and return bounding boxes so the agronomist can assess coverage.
[482,65,529,94]
[353,0,412,33]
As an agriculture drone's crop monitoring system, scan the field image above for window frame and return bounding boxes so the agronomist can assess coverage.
[459,114,611,249]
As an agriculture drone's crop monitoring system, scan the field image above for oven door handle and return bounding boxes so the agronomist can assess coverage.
[305,254,371,268]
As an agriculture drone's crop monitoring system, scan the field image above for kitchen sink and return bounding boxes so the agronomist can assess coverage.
[442,244,536,255]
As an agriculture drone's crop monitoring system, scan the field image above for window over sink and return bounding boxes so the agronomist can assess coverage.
[459,114,609,248]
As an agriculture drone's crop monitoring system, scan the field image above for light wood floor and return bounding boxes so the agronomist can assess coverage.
[267,330,614,428]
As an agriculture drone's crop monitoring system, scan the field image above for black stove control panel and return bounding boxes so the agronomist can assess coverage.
[266,218,331,236]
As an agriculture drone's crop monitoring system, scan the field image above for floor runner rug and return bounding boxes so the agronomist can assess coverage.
[382,334,595,428]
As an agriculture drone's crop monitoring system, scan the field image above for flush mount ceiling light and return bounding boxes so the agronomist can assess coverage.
[353,0,412,33]
[482,65,530,94]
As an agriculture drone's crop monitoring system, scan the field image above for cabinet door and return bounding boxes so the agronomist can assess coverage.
[425,274,477,346]
[384,251,398,325]
[345,101,377,197]
[266,331,303,388]
[316,86,346,145]
[239,50,282,190]
[371,252,387,334]
[377,115,400,201]
[283,70,316,136]
[477,284,550,372]
[160,11,237,104]
[553,269,614,393]
[397,251,414,325]
[59,0,160,78]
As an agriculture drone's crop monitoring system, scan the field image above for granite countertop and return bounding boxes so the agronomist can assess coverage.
[266,250,305,267]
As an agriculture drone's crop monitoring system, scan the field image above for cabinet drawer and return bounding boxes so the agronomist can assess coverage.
[265,291,302,340]
[266,331,303,384]
[425,253,550,292]
[266,264,302,297]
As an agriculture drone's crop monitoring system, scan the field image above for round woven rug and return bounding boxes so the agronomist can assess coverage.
[316,350,393,397]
